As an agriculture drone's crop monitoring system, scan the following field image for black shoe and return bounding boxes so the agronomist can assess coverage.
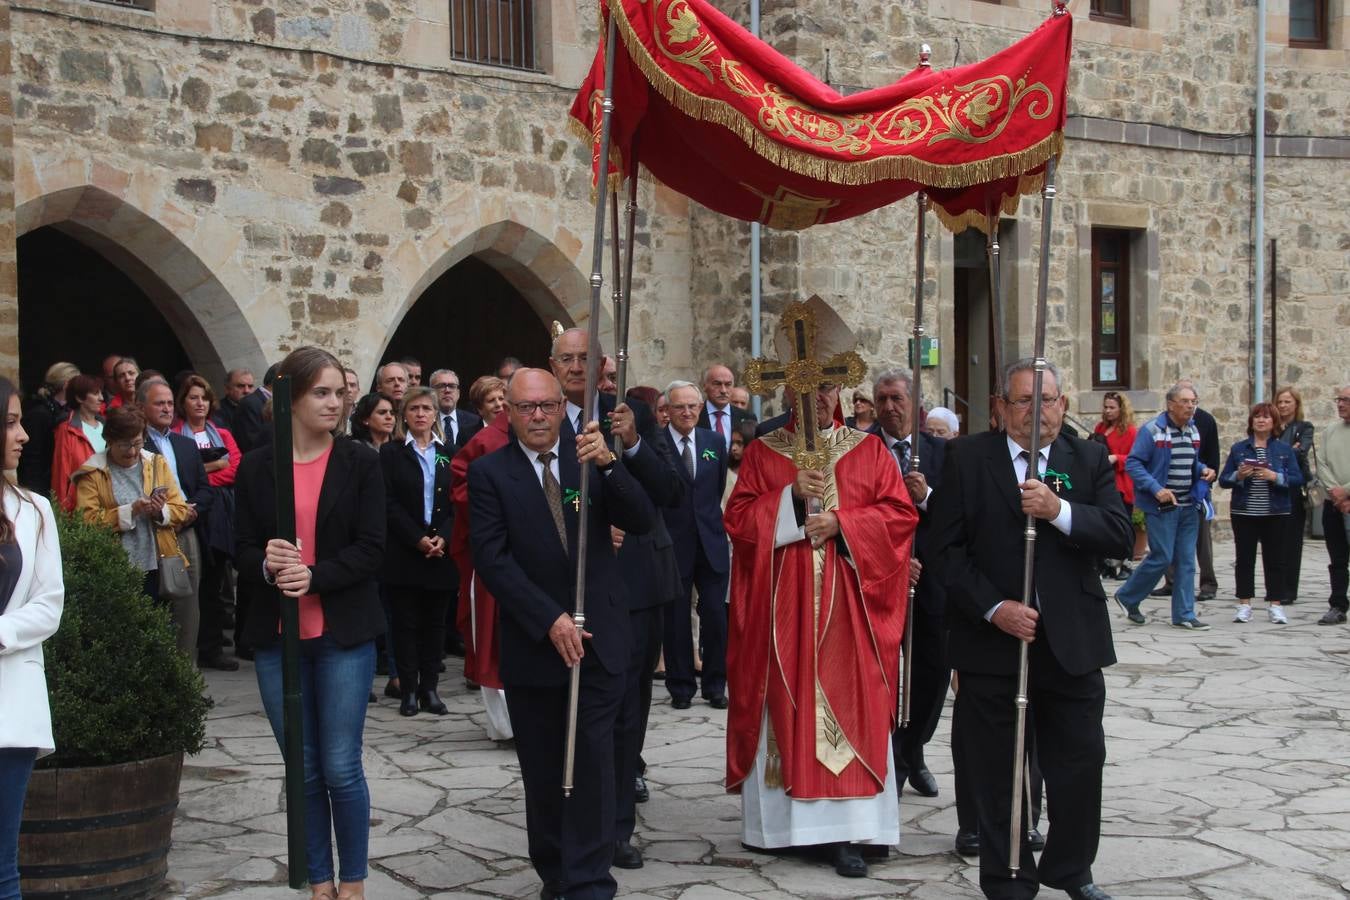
[1149,586,1172,597]
[653,670,666,681]
[954,829,980,857]
[368,691,378,704]
[235,645,253,661]
[671,696,692,710]
[437,660,447,672]
[706,694,728,710]
[612,840,644,869]
[199,652,240,672]
[634,775,649,803]
[1197,591,1217,603]
[907,766,939,797]
[399,693,419,716]
[419,690,448,715]
[1064,884,1112,900]
[538,883,558,900]
[1318,608,1346,625]
[445,636,467,658]
[830,842,867,878]
[384,678,401,699]
[1027,826,1045,851]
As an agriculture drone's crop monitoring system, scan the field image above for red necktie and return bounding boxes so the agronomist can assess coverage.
[715,409,727,444]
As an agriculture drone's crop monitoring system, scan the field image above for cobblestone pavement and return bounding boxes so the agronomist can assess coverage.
[168,536,1350,899]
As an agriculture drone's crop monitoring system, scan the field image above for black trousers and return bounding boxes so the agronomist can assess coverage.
[1282,492,1307,602]
[952,688,1043,834]
[196,548,227,657]
[614,605,664,844]
[1231,514,1287,601]
[1325,501,1350,611]
[954,632,1105,900]
[663,546,729,701]
[507,659,624,900]
[388,585,451,694]
[893,603,949,780]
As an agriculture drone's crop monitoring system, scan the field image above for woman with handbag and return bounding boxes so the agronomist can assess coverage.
[1218,402,1304,624]
[1273,386,1314,603]
[72,406,191,607]
[234,346,385,900]
[379,386,454,716]
[0,376,66,900]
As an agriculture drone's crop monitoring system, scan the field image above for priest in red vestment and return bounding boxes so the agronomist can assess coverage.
[450,413,513,740]
[725,314,917,878]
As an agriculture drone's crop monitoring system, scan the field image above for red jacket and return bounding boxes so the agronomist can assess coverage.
[1094,421,1138,505]
[51,412,99,512]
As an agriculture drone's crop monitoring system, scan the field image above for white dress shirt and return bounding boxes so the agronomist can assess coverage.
[985,437,1073,620]
[669,424,698,478]
[879,429,931,511]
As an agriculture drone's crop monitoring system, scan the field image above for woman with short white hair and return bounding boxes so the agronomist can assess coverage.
[924,406,960,439]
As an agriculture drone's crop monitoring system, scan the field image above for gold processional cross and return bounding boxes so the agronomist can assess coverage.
[744,298,866,472]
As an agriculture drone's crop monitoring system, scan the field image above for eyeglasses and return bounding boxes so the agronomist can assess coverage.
[553,353,588,367]
[432,383,460,391]
[1336,397,1350,404]
[510,400,563,416]
[111,440,146,451]
[1004,396,1061,410]
[1103,392,1121,401]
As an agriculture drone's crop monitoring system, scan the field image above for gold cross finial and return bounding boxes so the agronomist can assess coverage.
[744,299,866,470]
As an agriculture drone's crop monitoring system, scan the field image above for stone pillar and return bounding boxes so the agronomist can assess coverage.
[0,1,15,382]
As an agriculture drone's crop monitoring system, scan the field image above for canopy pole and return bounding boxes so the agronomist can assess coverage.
[986,209,1005,417]
[564,8,620,799]
[749,0,763,420]
[271,377,307,889]
[612,147,641,453]
[1009,155,1057,878]
[901,190,928,728]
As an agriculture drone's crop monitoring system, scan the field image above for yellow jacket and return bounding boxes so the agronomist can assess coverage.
[72,450,191,565]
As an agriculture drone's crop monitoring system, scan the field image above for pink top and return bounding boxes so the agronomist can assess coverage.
[293,443,333,639]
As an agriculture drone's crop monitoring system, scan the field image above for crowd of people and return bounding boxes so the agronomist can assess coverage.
[4,328,1349,900]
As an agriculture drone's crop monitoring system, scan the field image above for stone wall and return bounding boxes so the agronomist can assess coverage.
[0,1,16,380]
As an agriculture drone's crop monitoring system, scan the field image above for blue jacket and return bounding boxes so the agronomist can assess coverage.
[1218,436,1304,516]
[1125,412,1210,515]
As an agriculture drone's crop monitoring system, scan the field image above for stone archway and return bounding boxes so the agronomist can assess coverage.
[15,186,266,387]
[377,219,604,378]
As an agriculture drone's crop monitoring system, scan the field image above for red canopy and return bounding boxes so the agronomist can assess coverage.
[570,0,1071,232]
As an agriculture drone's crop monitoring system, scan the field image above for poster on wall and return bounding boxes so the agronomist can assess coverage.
[1099,359,1117,383]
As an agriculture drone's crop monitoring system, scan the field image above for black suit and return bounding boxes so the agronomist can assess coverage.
[232,389,270,454]
[870,428,949,784]
[659,425,730,703]
[380,439,455,695]
[440,408,484,455]
[218,395,241,433]
[469,434,654,900]
[930,430,1131,899]
[564,394,684,848]
[697,402,750,447]
[235,438,387,650]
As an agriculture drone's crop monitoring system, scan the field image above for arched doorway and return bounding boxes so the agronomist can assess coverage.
[382,256,553,387]
[18,226,191,393]
[15,186,266,391]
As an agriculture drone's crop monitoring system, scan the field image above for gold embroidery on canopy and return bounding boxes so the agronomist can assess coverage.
[740,184,841,230]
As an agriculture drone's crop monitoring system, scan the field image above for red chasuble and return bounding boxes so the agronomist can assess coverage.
[450,415,511,690]
[724,427,917,799]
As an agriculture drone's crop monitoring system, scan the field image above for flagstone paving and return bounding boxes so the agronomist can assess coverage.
[168,536,1350,898]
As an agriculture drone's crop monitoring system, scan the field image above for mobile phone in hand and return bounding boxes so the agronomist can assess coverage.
[1158,497,1177,511]
[150,486,168,502]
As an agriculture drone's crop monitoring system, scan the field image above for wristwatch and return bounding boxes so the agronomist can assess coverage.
[597,449,618,471]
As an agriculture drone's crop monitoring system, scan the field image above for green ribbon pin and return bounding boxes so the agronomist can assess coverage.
[701,448,718,461]
[562,488,582,511]
[434,453,451,467]
[1042,467,1072,491]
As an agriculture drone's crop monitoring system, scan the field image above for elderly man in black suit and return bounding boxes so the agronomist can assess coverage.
[550,329,684,870]
[930,359,1132,900]
[868,367,947,798]
[430,368,483,454]
[470,368,655,900]
[697,364,750,448]
[659,380,730,710]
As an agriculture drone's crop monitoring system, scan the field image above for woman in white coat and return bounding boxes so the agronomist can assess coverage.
[0,376,65,900]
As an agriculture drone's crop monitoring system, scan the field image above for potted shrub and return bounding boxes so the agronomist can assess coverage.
[19,508,209,899]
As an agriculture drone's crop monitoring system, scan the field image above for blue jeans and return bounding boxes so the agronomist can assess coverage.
[255,636,375,885]
[1118,505,1200,623]
[0,748,37,900]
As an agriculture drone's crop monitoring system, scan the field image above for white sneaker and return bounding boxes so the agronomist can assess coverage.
[1269,606,1288,624]
[1234,604,1252,623]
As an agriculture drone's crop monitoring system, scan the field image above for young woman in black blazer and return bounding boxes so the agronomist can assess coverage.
[234,347,385,900]
[379,386,455,716]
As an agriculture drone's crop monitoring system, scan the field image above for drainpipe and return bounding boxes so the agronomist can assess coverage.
[1253,0,1266,402]
[749,0,763,419]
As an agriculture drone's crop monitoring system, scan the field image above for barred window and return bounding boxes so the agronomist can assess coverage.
[451,0,539,71]
[1091,228,1132,390]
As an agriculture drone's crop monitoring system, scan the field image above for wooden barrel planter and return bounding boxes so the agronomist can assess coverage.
[19,753,183,900]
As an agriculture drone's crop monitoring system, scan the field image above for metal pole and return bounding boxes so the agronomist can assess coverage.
[1269,238,1277,398]
[987,209,1005,401]
[271,377,307,889]
[749,0,762,420]
[1253,0,1266,402]
[1009,156,1057,877]
[563,9,620,798]
[614,151,640,416]
[901,191,927,728]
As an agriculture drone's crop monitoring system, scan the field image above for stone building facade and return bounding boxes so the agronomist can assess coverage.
[0,0,1346,445]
